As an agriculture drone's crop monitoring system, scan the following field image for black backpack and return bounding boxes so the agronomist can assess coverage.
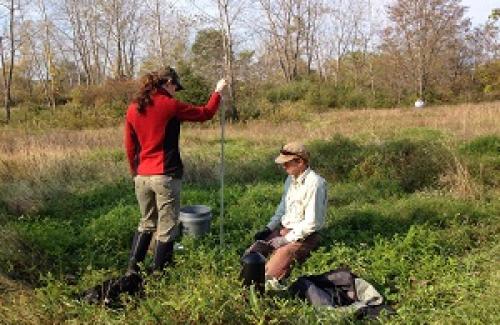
[289,266,357,306]
[80,273,143,307]
[288,266,396,319]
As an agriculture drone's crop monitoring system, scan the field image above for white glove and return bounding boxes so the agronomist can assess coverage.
[215,79,227,93]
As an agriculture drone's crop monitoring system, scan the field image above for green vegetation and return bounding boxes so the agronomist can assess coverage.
[0,127,498,324]
[459,135,500,189]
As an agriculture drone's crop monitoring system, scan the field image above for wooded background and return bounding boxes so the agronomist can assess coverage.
[0,0,498,122]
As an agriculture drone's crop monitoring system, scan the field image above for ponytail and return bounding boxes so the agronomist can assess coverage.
[134,67,180,113]
[135,73,157,113]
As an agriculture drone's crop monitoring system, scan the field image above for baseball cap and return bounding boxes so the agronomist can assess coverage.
[275,142,310,164]
[162,67,184,91]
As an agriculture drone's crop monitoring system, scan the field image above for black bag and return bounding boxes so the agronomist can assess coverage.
[289,266,395,319]
[80,273,143,307]
[289,266,357,307]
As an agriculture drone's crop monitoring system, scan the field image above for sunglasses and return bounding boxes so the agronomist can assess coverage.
[280,148,304,161]
[160,80,182,91]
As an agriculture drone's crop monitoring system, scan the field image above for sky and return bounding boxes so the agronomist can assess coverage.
[183,0,498,27]
[460,0,498,26]
[377,0,498,26]
[177,0,498,56]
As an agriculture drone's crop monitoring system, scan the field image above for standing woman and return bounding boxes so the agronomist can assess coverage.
[124,67,226,274]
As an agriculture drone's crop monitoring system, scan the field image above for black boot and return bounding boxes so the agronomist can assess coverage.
[152,241,174,271]
[127,231,153,274]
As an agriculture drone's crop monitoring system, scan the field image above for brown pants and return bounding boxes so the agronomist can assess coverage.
[247,227,320,280]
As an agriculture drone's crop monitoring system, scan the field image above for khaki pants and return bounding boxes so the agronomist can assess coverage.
[134,175,181,243]
[248,227,320,280]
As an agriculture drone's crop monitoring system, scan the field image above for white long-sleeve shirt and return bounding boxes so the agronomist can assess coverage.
[266,168,327,242]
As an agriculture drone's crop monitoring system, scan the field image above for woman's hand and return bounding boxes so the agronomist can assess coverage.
[215,79,227,93]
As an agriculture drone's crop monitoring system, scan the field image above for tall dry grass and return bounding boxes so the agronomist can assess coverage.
[215,101,500,144]
[0,128,126,214]
[0,101,498,215]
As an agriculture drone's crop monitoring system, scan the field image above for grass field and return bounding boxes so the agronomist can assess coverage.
[0,102,499,324]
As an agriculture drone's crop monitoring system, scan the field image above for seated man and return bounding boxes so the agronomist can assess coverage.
[246,142,327,282]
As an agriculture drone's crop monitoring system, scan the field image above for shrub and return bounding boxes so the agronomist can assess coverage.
[476,60,500,99]
[251,100,312,122]
[383,140,453,192]
[305,83,374,109]
[341,88,368,108]
[460,135,500,156]
[309,135,363,182]
[367,92,398,108]
[70,85,99,108]
[459,135,500,188]
[0,101,125,129]
[305,83,338,108]
[467,156,500,188]
[265,80,312,103]
[236,97,273,121]
[268,101,312,122]
[352,139,454,192]
[70,79,137,110]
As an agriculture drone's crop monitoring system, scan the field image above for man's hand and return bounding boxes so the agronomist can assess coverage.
[268,236,289,249]
[215,79,227,93]
[254,227,272,241]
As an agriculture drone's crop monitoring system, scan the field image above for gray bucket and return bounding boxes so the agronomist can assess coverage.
[179,205,213,238]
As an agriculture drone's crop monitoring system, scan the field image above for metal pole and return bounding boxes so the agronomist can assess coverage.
[218,0,228,248]
[219,95,225,247]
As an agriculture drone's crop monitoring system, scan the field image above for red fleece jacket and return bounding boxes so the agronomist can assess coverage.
[124,89,221,177]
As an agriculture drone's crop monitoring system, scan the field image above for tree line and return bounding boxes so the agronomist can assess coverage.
[0,0,498,122]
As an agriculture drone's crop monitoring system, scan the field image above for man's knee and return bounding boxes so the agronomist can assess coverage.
[267,240,317,271]
[265,251,295,280]
[273,243,297,259]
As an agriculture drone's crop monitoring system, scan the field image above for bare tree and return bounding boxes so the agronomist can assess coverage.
[38,0,57,109]
[62,0,93,84]
[16,20,37,99]
[187,0,246,119]
[97,0,144,79]
[141,0,191,71]
[383,0,470,99]
[469,12,500,68]
[217,0,239,120]
[257,0,305,82]
[0,0,16,121]
[321,0,373,86]
[302,0,326,76]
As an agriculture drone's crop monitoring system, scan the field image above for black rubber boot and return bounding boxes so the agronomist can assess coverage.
[126,231,153,274]
[152,241,174,271]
